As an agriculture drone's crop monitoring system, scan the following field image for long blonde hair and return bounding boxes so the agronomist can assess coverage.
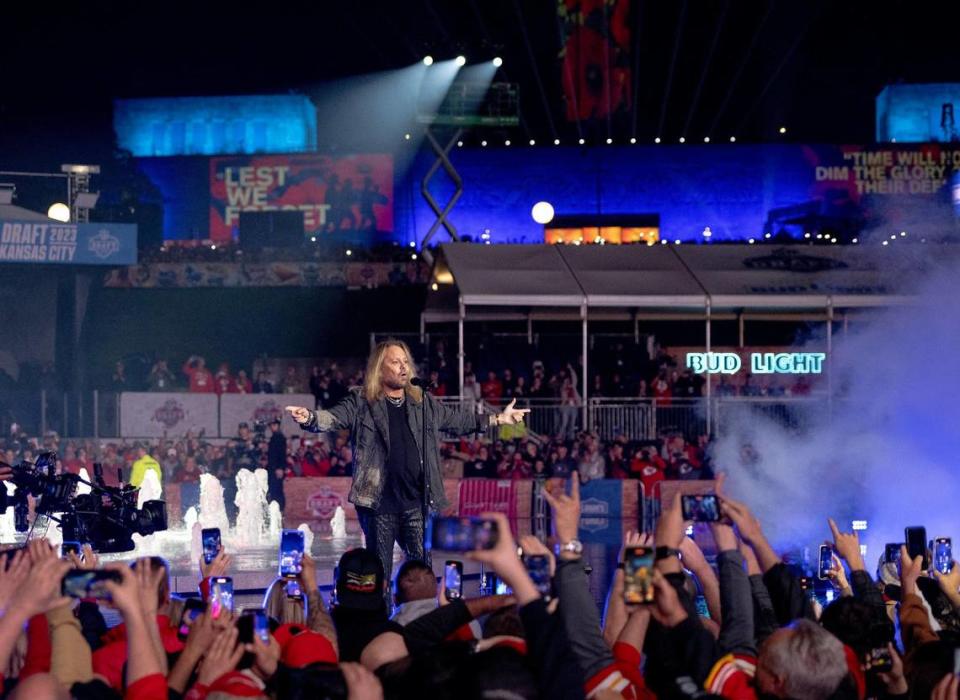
[263,578,306,625]
[364,339,423,404]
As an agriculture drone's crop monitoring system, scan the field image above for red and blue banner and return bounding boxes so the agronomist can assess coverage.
[209,153,393,242]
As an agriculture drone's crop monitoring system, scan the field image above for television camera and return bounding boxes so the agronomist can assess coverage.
[0,451,167,553]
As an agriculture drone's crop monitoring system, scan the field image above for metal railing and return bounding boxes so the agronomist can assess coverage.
[0,389,831,442]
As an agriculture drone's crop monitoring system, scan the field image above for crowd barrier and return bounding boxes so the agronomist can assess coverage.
[119,392,315,438]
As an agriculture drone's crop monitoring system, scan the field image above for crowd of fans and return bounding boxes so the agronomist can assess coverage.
[0,469,955,698]
[137,240,433,265]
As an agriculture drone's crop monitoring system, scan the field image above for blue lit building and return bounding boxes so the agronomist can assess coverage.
[114,95,318,157]
[876,83,960,143]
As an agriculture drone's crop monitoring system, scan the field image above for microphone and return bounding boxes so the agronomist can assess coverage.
[409,377,432,388]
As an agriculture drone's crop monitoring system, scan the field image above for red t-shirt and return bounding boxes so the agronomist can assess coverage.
[481,379,504,404]
[183,363,215,393]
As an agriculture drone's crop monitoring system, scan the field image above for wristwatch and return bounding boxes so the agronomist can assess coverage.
[655,546,682,562]
[555,539,583,556]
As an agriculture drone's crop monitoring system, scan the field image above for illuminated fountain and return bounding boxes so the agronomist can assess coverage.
[235,469,268,547]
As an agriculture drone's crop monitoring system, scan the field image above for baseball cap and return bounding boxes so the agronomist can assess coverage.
[281,630,338,668]
[335,548,384,610]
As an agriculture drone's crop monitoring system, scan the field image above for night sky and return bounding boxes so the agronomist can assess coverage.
[2,0,959,168]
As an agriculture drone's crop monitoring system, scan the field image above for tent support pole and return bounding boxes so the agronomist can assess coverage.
[706,298,713,437]
[458,299,465,400]
[738,312,745,348]
[582,304,589,432]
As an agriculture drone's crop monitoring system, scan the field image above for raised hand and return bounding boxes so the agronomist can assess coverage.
[519,535,557,578]
[201,547,231,581]
[0,549,30,610]
[342,662,384,700]
[497,399,531,426]
[467,512,538,605]
[197,626,244,686]
[542,472,581,549]
[16,540,71,614]
[69,544,100,571]
[297,551,317,594]
[933,562,960,603]
[900,545,924,597]
[246,634,281,681]
[826,552,850,592]
[284,406,311,424]
[828,518,865,572]
[649,569,688,628]
[133,558,167,617]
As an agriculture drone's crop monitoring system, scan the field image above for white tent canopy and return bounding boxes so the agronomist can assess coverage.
[425,241,959,430]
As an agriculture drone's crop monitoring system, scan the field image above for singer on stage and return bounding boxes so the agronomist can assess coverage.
[286,339,529,586]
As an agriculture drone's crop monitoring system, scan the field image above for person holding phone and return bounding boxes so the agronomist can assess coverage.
[286,340,530,591]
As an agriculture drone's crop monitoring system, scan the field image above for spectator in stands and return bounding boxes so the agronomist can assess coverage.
[147,359,176,391]
[234,369,253,394]
[281,365,303,394]
[636,378,649,398]
[629,444,666,495]
[607,372,629,397]
[112,360,128,391]
[549,443,577,479]
[463,445,497,478]
[462,371,481,411]
[556,365,580,440]
[606,441,628,479]
[63,446,90,475]
[577,437,606,481]
[309,366,328,408]
[427,370,447,397]
[173,454,202,483]
[502,368,516,399]
[253,371,274,393]
[481,371,504,407]
[160,447,181,481]
[214,364,234,395]
[651,370,672,405]
[182,356,215,393]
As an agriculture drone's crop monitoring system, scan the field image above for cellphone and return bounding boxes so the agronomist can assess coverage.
[428,517,500,552]
[246,608,270,643]
[444,560,463,601]
[905,526,928,569]
[62,541,81,558]
[935,537,952,575]
[209,576,233,618]
[62,569,123,599]
[178,598,206,639]
[884,543,903,564]
[865,646,893,673]
[285,580,303,600]
[278,529,305,578]
[524,555,552,597]
[202,528,221,565]
[818,544,834,580]
[681,494,721,522]
[623,546,655,604]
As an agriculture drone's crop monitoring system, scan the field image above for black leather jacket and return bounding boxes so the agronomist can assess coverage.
[299,388,487,512]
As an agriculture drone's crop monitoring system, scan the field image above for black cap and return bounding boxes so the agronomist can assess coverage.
[335,548,384,610]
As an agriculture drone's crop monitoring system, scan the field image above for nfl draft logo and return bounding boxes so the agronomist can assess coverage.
[308,487,343,519]
[88,230,120,259]
[253,400,283,425]
[153,399,185,429]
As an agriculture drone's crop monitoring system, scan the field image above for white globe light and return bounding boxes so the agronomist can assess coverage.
[493,57,503,67]
[531,201,555,225]
[455,55,467,67]
[48,203,70,222]
[423,56,434,66]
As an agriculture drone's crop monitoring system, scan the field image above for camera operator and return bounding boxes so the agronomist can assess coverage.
[267,418,286,511]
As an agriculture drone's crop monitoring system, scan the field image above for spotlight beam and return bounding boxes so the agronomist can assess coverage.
[656,0,689,141]
[510,0,557,140]
[682,0,729,139]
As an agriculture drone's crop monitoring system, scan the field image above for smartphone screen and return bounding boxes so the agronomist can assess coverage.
[278,529,305,578]
[865,646,893,673]
[905,526,928,569]
[248,608,270,643]
[285,580,303,600]
[681,495,720,522]
[62,541,81,558]
[935,537,952,575]
[202,528,221,565]
[818,545,833,580]
[444,560,463,601]
[623,546,655,604]
[209,576,233,618]
[428,517,500,552]
[884,543,903,564]
[524,555,552,597]
[178,598,205,639]
[62,570,122,599]
[494,577,512,596]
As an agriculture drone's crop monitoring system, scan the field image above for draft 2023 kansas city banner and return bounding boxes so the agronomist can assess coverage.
[0,221,137,265]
